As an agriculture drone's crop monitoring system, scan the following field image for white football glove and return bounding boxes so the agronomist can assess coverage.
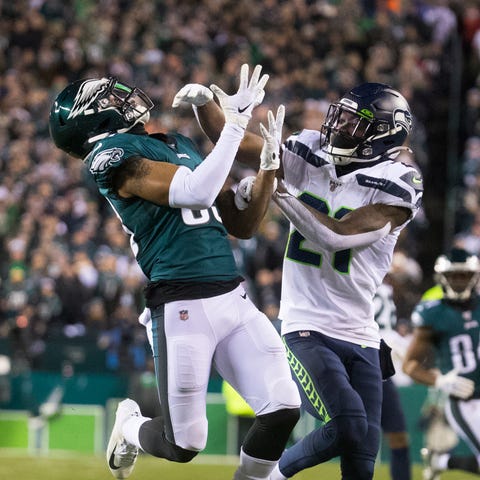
[172,84,214,108]
[234,175,278,211]
[234,176,256,211]
[435,368,475,399]
[210,64,269,130]
[259,105,284,171]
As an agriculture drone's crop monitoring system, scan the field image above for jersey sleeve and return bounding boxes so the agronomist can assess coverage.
[368,162,424,217]
[282,129,328,189]
[85,135,139,190]
[411,300,439,328]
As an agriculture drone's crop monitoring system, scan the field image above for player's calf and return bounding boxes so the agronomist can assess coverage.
[138,416,199,462]
[243,407,301,460]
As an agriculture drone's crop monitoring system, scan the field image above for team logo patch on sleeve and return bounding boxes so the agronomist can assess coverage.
[90,147,124,173]
[400,170,424,191]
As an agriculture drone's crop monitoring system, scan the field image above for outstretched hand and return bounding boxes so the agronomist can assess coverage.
[435,368,475,399]
[259,105,284,171]
[210,64,269,130]
[172,84,213,108]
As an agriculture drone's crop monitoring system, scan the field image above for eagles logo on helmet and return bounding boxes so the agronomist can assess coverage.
[68,78,110,120]
[49,77,154,159]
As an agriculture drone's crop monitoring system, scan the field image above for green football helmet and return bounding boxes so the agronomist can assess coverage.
[49,77,154,158]
[434,248,480,302]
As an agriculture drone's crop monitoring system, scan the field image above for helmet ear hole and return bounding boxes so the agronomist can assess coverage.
[98,118,111,131]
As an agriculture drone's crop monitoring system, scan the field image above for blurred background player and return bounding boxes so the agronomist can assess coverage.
[374,280,412,480]
[403,248,480,479]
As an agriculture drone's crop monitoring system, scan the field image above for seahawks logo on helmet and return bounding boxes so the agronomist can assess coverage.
[68,79,110,120]
[90,147,124,174]
[393,109,412,134]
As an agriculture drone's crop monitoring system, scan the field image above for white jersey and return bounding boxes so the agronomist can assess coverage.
[279,129,423,348]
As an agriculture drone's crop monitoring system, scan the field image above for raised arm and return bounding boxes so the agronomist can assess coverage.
[113,64,268,209]
[173,83,266,169]
[216,105,284,238]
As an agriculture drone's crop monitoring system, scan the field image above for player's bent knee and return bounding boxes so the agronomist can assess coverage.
[138,417,201,462]
[262,407,301,431]
[243,407,301,460]
[270,376,302,409]
[150,441,199,463]
[334,415,368,446]
[168,444,199,463]
[175,418,208,452]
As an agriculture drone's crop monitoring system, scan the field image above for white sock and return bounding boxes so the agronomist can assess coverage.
[122,414,150,449]
[436,452,450,470]
[233,448,278,480]
[269,464,287,480]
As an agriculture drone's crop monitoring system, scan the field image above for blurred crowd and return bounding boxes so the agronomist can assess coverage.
[1,0,480,378]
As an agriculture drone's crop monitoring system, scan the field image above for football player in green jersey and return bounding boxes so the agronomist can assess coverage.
[49,64,301,480]
[403,248,480,479]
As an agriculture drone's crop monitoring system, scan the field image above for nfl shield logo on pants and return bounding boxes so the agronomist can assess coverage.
[179,310,189,321]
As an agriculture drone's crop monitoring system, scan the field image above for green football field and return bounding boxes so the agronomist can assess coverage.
[1,454,478,480]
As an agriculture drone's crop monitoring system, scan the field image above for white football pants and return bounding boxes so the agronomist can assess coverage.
[141,284,301,451]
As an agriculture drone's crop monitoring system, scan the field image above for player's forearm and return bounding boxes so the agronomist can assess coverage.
[196,102,263,169]
[169,124,244,209]
[272,189,391,251]
[243,169,276,232]
[402,359,437,386]
[218,170,276,239]
[196,101,224,143]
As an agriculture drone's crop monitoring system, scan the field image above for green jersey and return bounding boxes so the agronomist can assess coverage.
[84,132,239,284]
[412,298,480,395]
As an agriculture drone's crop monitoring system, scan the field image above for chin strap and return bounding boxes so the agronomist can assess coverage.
[329,145,413,166]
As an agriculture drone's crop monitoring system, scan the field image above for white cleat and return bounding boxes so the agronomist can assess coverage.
[106,399,141,479]
[421,448,443,480]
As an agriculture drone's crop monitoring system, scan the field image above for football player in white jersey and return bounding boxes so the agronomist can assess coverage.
[174,81,423,479]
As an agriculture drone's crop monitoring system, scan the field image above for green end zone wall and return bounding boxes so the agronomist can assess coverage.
[0,373,472,461]
[0,411,29,449]
[0,405,104,455]
[0,396,227,456]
